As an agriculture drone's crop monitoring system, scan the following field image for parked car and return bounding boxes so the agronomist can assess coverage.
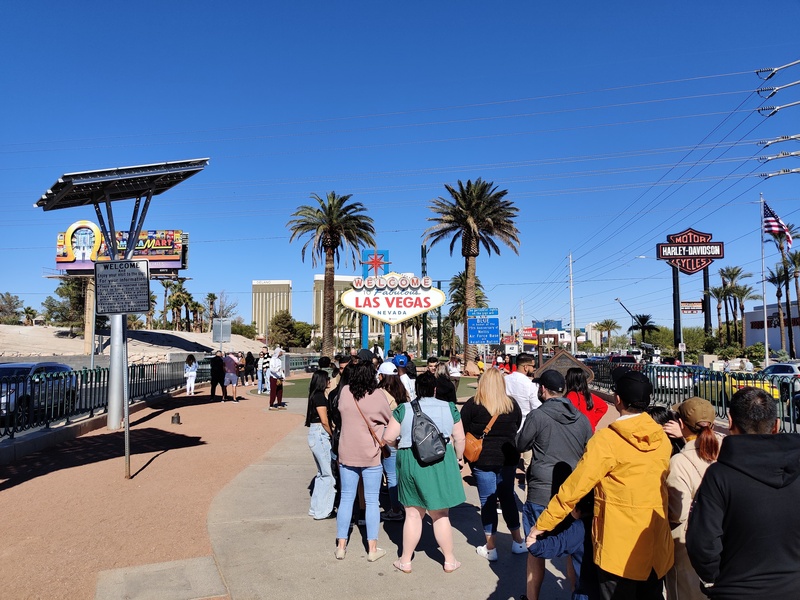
[694,370,781,405]
[609,355,637,365]
[0,362,78,427]
[304,360,320,373]
[761,362,800,379]
[646,365,694,394]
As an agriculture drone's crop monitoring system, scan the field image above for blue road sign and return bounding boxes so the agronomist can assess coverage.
[467,317,501,344]
[467,307,499,317]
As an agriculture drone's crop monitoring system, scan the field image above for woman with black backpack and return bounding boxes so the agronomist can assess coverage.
[382,370,466,574]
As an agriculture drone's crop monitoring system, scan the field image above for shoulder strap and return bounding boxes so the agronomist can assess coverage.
[481,414,500,438]
[354,396,386,449]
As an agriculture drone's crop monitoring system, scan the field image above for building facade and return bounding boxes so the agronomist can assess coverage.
[252,280,292,338]
[744,301,800,352]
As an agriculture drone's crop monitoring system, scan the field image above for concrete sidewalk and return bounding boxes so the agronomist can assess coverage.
[96,394,575,600]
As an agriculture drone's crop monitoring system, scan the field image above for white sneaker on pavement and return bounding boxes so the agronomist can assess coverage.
[511,540,528,554]
[476,545,498,562]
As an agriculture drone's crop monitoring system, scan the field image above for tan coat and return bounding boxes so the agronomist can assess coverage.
[665,435,723,600]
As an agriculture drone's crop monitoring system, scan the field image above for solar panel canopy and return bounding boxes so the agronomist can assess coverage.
[36,158,209,211]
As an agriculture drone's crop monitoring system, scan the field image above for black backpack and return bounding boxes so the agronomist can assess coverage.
[410,399,448,465]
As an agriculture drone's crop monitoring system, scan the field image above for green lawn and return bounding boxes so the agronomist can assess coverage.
[264,374,479,401]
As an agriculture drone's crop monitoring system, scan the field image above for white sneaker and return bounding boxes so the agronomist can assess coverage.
[476,545,498,562]
[511,540,528,554]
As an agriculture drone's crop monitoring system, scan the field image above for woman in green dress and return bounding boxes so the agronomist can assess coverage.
[383,370,466,574]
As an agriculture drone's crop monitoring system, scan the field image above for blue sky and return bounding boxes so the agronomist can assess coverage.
[2,1,799,338]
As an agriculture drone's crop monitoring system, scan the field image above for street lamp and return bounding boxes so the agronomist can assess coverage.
[615,298,635,347]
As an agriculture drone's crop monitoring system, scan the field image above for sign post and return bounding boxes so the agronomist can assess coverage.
[657,229,724,361]
[94,259,151,480]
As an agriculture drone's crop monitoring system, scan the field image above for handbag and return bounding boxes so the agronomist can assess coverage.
[354,396,391,459]
[463,414,499,463]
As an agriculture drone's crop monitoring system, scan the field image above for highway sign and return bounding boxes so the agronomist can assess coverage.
[467,317,500,344]
[95,260,150,315]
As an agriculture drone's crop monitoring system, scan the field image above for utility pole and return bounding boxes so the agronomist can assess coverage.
[569,252,576,355]
[421,244,428,358]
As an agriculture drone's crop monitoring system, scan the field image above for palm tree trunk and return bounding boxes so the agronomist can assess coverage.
[738,300,746,347]
[321,250,336,357]
[783,249,796,358]
[777,293,786,352]
[722,280,731,345]
[716,300,723,344]
[464,255,477,364]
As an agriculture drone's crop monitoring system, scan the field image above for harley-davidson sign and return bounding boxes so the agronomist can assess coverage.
[656,229,724,275]
[340,272,446,325]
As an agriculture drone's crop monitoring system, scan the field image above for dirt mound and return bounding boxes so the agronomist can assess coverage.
[0,324,265,364]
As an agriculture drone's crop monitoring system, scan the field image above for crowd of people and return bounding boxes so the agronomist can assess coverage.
[292,348,800,599]
[192,346,288,406]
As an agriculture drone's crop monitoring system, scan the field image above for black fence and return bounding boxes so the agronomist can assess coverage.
[0,360,210,440]
[588,361,800,433]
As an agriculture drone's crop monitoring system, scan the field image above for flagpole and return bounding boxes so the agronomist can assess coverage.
[761,193,769,367]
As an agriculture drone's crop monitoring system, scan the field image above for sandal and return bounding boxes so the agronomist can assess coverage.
[392,560,412,574]
[443,560,461,573]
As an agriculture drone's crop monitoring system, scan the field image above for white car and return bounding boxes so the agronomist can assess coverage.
[0,362,78,427]
[648,365,694,392]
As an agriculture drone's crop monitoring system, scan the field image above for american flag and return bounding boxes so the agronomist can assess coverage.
[764,202,792,249]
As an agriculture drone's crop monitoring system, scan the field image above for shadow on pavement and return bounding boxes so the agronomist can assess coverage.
[0,427,205,490]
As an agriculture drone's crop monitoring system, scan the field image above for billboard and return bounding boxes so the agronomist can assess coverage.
[56,220,187,274]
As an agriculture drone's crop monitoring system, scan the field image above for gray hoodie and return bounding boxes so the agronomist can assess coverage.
[516,397,592,506]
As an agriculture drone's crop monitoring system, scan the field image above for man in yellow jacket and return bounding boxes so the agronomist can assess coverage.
[527,367,673,600]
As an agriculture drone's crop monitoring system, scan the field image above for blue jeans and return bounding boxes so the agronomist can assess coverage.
[382,445,400,510]
[257,370,265,393]
[473,465,521,535]
[336,463,383,542]
[522,501,547,537]
[308,424,336,519]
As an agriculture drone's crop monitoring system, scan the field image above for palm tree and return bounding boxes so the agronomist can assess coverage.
[790,250,800,341]
[424,179,519,364]
[718,266,751,347]
[190,300,205,332]
[447,270,488,354]
[159,280,175,329]
[730,284,761,347]
[205,292,218,333]
[22,307,37,326]
[145,291,157,329]
[706,286,727,344]
[628,314,659,344]
[288,192,376,357]
[595,319,620,353]
[768,225,798,358]
[767,266,787,352]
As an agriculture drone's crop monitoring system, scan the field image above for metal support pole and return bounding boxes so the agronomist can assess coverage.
[703,267,712,336]
[672,266,683,359]
[421,245,428,358]
[436,280,442,355]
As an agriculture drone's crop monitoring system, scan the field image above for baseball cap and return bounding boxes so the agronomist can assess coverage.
[356,348,375,362]
[533,370,566,394]
[611,367,653,408]
[392,354,409,368]
[672,397,715,429]
[377,362,398,376]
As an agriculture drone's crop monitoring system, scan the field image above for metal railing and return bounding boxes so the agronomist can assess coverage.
[588,361,800,433]
[0,360,211,440]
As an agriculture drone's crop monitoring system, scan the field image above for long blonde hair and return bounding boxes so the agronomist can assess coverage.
[474,368,515,416]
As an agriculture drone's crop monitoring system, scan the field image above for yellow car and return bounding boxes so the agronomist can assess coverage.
[694,371,782,410]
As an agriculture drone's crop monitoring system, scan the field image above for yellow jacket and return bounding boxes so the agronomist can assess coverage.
[536,412,674,580]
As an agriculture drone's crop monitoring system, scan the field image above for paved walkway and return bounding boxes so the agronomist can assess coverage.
[94,387,587,600]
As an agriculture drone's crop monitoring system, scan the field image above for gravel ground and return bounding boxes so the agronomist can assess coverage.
[0,383,304,600]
